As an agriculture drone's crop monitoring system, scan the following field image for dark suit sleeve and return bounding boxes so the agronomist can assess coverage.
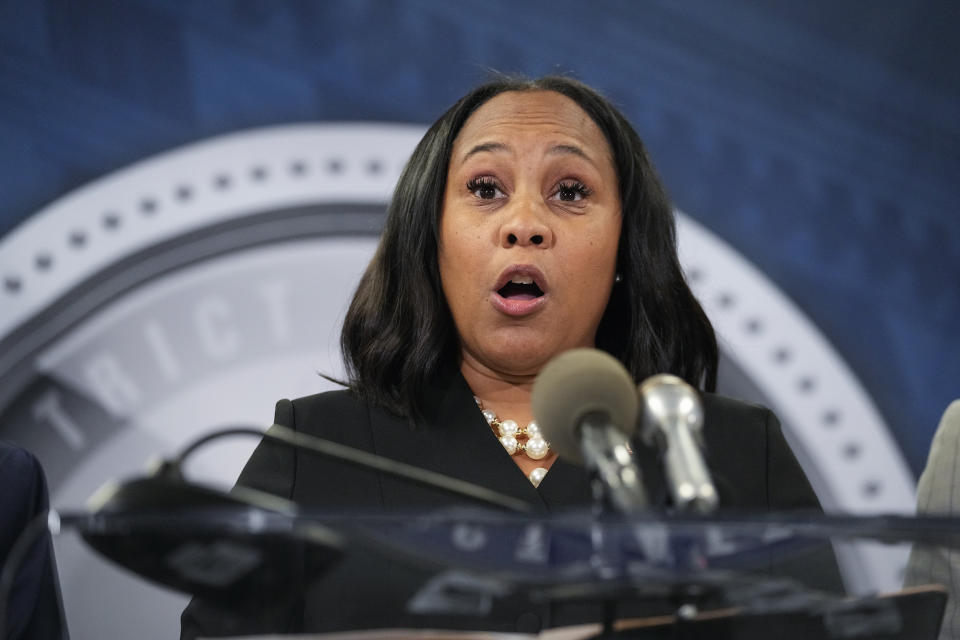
[764,409,821,510]
[234,399,297,499]
[762,409,846,594]
[180,401,304,639]
[0,444,66,640]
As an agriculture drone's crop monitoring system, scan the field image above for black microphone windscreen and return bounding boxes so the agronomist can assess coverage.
[81,476,343,602]
[531,348,638,463]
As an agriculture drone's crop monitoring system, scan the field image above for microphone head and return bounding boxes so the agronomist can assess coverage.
[531,348,639,464]
[81,474,343,603]
[637,374,704,443]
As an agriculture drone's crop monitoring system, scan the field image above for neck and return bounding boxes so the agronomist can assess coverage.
[459,357,537,424]
[460,354,559,479]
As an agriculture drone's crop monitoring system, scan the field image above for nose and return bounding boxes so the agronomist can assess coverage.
[499,199,553,248]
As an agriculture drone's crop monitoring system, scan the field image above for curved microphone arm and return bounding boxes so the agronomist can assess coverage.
[170,424,531,514]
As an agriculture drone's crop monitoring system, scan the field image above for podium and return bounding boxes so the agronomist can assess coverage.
[40,482,954,639]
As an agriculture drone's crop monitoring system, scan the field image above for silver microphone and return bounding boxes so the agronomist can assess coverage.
[638,374,718,513]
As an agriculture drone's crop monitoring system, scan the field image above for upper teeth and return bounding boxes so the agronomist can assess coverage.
[510,276,534,285]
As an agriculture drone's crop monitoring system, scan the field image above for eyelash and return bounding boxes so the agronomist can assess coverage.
[465,177,593,202]
[466,176,502,199]
[554,180,592,202]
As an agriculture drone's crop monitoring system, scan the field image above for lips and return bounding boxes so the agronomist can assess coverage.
[491,265,548,316]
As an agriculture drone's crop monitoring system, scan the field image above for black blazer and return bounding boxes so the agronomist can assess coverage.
[0,443,66,640]
[182,372,842,637]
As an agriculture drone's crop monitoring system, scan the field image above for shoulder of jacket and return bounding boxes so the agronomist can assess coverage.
[700,392,768,416]
[699,392,775,436]
[0,441,41,473]
[277,387,384,440]
[287,388,362,413]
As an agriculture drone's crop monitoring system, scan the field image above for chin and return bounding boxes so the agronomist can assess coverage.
[483,341,572,377]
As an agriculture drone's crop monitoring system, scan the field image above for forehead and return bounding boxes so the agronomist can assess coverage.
[452,90,613,161]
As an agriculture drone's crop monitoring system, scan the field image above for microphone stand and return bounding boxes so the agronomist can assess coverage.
[578,414,645,639]
[0,422,534,638]
[170,424,530,514]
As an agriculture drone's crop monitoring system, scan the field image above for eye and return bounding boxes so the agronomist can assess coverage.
[466,177,505,200]
[552,180,592,202]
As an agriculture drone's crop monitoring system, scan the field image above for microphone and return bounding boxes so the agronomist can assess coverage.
[532,348,648,513]
[78,422,532,601]
[81,467,343,604]
[637,374,718,514]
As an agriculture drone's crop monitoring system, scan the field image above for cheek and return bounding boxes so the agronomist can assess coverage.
[575,226,620,274]
[438,233,480,313]
[442,221,488,276]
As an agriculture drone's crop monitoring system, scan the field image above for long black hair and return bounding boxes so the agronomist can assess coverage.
[341,75,718,419]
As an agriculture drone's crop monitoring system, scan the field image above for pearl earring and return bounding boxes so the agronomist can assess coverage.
[614,273,623,283]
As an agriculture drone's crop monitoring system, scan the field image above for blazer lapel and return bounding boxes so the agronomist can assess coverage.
[369,371,549,512]
[536,442,669,512]
[368,371,669,513]
[536,458,592,509]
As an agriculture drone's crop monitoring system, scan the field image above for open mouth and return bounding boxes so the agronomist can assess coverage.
[497,276,544,300]
[491,266,548,315]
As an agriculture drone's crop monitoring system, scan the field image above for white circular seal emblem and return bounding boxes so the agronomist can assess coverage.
[0,123,914,638]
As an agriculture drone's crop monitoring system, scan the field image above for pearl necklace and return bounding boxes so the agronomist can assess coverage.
[474,397,550,488]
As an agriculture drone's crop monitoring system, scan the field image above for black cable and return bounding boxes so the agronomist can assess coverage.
[173,424,531,513]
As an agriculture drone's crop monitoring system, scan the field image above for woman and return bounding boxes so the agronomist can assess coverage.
[182,76,841,637]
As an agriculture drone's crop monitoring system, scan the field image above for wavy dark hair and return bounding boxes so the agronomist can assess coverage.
[341,75,718,419]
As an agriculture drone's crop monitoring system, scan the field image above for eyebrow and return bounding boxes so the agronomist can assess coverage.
[461,142,593,164]
[547,144,590,161]
[462,142,508,162]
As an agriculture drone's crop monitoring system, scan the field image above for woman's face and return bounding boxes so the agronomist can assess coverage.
[438,90,622,379]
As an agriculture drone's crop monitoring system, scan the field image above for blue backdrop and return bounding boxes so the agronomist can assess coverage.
[0,0,958,474]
